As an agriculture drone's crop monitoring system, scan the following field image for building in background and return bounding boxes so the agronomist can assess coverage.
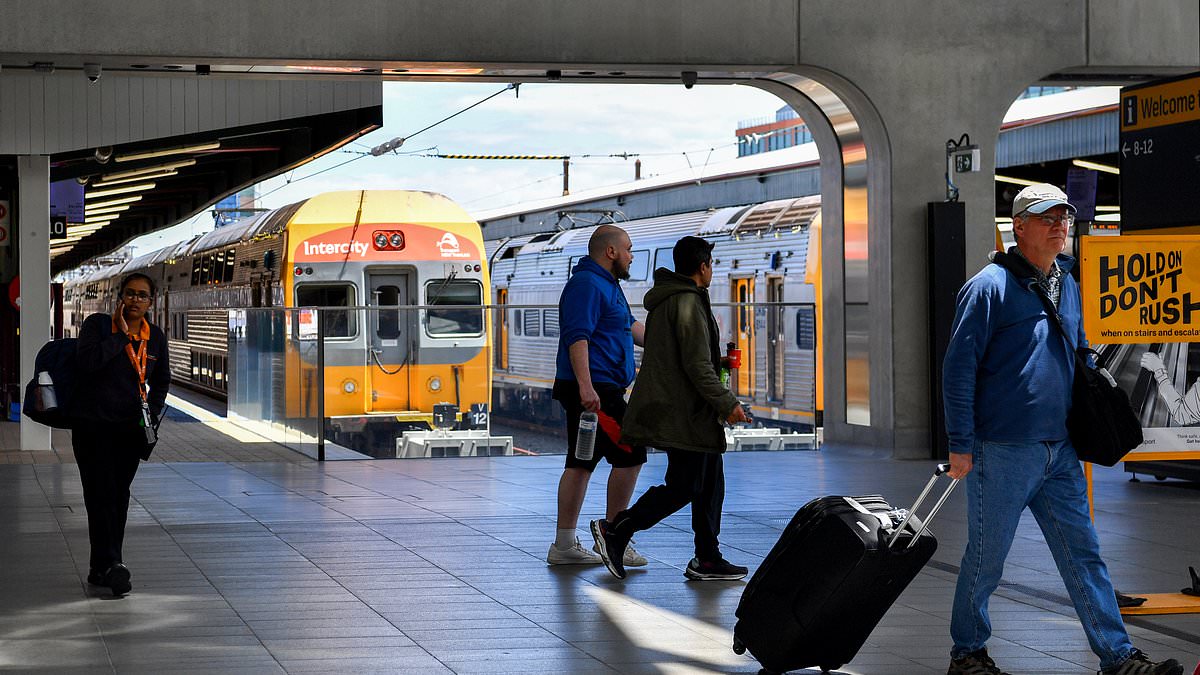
[736,106,812,157]
[212,187,263,228]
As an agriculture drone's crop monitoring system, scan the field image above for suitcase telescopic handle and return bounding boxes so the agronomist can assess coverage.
[888,463,959,550]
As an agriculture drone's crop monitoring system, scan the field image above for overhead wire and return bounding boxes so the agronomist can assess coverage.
[255,84,517,201]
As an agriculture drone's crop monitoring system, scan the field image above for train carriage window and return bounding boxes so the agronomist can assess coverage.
[294,284,356,337]
[224,250,236,282]
[191,258,201,286]
[543,309,560,338]
[653,248,673,273]
[424,279,484,336]
[524,309,541,337]
[628,249,650,281]
[513,309,523,336]
[795,307,816,350]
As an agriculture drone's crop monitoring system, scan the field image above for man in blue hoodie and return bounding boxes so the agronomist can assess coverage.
[546,225,649,569]
[943,184,1181,675]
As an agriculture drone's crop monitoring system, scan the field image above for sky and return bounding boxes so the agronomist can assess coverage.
[126,81,788,255]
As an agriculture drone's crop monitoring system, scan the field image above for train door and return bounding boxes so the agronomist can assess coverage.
[368,272,412,411]
[733,277,756,398]
[766,276,784,402]
[494,287,509,370]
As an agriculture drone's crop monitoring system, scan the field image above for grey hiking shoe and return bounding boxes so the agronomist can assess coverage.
[1100,649,1183,675]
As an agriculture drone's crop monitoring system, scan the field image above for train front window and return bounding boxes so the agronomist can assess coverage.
[294,284,356,338]
[376,285,402,340]
[425,279,483,336]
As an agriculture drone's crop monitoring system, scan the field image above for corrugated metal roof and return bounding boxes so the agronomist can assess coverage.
[998,109,1118,167]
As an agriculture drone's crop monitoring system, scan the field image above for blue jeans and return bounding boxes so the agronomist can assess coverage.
[949,439,1133,670]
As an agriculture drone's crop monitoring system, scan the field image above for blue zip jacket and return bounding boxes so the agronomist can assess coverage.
[555,255,636,387]
[942,251,1087,456]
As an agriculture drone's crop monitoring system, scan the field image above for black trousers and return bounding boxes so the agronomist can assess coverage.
[71,422,144,572]
[620,448,725,561]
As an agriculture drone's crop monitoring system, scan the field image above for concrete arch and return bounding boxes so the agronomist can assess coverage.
[751,67,895,450]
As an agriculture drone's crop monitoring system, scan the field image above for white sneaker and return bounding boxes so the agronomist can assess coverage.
[594,539,648,567]
[547,538,603,565]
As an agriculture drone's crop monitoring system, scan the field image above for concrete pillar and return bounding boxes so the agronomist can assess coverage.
[18,156,51,451]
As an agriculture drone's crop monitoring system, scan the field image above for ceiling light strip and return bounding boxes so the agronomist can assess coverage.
[115,141,219,163]
[91,170,177,188]
[85,182,155,200]
[85,195,142,210]
[1072,159,1120,175]
[995,175,1039,187]
[99,159,195,182]
[83,205,131,216]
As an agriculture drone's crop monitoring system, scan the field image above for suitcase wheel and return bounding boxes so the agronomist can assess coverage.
[732,636,746,655]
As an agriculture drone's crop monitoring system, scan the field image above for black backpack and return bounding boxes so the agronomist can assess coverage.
[22,338,79,429]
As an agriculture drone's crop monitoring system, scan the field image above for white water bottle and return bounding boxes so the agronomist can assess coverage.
[35,371,58,411]
[575,411,598,461]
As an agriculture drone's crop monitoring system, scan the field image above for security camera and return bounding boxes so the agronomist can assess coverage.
[84,63,101,83]
[681,71,698,89]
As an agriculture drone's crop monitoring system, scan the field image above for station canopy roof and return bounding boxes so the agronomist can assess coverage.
[49,104,381,274]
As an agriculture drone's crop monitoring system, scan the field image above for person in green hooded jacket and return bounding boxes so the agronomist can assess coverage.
[591,235,751,581]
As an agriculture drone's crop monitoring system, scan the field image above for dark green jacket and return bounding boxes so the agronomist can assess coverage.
[621,268,739,454]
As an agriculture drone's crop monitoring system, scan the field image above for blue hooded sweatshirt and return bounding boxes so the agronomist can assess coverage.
[942,251,1087,456]
[554,256,636,388]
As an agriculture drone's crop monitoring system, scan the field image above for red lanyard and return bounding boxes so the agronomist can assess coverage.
[125,339,148,402]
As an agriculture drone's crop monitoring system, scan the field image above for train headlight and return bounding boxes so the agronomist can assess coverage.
[427,376,442,392]
[374,232,388,249]
[389,232,405,248]
[342,379,357,394]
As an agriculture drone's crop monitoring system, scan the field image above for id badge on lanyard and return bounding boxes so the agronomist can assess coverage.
[126,339,157,444]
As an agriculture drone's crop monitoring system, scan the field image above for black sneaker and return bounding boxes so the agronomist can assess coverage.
[1100,649,1183,675]
[947,647,1010,675]
[86,570,105,586]
[684,557,748,581]
[590,519,630,580]
[104,563,132,596]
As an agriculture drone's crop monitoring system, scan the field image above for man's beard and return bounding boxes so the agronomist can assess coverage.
[614,260,631,280]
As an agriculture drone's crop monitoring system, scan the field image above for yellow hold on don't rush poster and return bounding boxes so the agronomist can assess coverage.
[1081,235,1200,343]
[1079,235,1200,453]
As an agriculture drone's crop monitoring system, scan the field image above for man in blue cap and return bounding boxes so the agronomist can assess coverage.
[942,183,1182,675]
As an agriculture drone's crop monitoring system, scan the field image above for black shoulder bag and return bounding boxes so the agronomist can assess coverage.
[992,252,1143,466]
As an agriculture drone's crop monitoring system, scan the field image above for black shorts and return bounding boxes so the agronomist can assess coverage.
[553,379,648,471]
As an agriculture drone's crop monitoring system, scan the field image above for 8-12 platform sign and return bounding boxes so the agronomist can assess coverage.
[1119,72,1200,233]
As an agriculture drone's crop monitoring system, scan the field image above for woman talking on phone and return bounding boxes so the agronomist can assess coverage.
[73,272,170,597]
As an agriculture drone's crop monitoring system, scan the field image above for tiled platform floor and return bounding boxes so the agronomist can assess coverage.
[3,412,1200,673]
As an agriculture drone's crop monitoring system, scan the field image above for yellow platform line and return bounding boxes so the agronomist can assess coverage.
[1119,593,1200,615]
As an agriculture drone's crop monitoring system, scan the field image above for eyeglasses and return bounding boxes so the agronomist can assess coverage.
[1022,212,1075,227]
[122,290,152,302]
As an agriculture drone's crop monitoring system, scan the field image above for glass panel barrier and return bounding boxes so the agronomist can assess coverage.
[491,301,819,454]
[227,307,324,459]
[224,302,817,459]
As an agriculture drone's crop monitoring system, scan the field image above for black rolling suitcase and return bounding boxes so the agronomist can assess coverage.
[733,464,959,674]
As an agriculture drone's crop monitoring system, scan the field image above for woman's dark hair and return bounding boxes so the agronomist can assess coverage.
[672,236,716,276]
[119,272,157,298]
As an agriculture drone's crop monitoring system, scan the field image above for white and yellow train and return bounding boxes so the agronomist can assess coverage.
[64,190,492,455]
